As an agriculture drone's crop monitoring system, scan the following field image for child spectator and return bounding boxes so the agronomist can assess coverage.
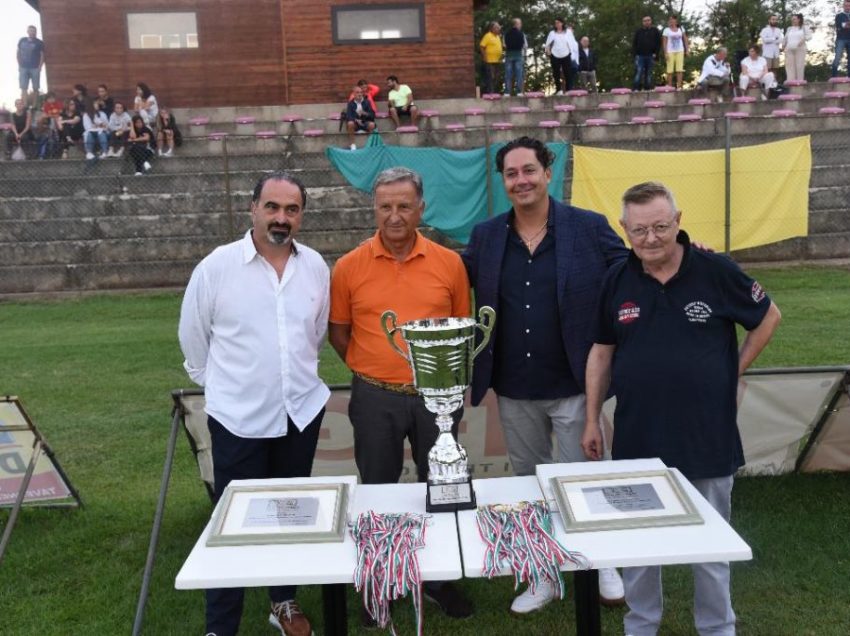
[155,107,182,157]
[58,98,82,159]
[82,99,109,160]
[34,114,58,159]
[128,114,154,175]
[106,102,132,158]
[134,83,159,127]
[42,91,63,122]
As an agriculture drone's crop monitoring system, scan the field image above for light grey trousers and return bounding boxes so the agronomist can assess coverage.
[623,475,736,636]
[496,393,588,477]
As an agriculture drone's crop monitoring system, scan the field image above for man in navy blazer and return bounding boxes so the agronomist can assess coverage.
[462,136,628,614]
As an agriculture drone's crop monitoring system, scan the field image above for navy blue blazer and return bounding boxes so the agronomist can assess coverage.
[462,197,628,406]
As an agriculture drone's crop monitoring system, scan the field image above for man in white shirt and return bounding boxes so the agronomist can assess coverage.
[697,46,732,101]
[759,15,783,71]
[740,45,777,98]
[179,172,330,636]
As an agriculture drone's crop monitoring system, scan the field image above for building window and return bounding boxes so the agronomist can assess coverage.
[127,12,199,50]
[332,4,424,44]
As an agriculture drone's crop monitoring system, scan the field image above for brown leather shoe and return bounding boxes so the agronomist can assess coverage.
[269,600,314,636]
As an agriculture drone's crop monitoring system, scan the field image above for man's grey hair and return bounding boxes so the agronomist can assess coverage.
[621,181,679,221]
[716,46,728,55]
[372,167,424,203]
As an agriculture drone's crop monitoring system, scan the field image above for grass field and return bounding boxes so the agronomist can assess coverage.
[1,266,849,635]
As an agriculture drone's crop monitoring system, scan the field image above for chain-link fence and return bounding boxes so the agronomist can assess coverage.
[1,109,848,296]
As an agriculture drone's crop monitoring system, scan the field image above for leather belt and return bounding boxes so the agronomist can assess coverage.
[354,372,419,396]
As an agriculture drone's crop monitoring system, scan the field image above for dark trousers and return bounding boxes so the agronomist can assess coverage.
[128,143,152,172]
[634,55,656,90]
[550,55,572,92]
[348,376,462,485]
[205,410,325,636]
[483,62,500,94]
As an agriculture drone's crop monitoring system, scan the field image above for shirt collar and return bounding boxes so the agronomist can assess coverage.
[370,229,427,262]
[506,197,557,231]
[242,229,298,264]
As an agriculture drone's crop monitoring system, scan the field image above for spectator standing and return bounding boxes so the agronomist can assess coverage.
[583,181,781,636]
[96,84,115,117]
[759,15,783,75]
[784,14,812,82]
[503,18,527,97]
[832,0,850,77]
[134,82,159,126]
[128,114,154,175]
[82,99,109,160]
[5,98,33,160]
[577,36,598,92]
[545,18,578,95]
[106,102,132,158]
[344,84,376,150]
[697,47,732,101]
[480,21,504,95]
[58,98,82,159]
[386,75,419,128]
[662,15,689,89]
[739,45,777,98]
[632,16,662,91]
[17,25,44,107]
[156,107,182,157]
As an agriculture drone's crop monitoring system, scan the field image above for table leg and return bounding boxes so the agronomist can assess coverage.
[322,583,348,636]
[574,570,601,636]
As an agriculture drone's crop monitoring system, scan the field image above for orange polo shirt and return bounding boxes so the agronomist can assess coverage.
[330,230,471,384]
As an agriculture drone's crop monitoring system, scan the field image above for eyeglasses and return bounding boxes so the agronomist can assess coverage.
[625,222,676,239]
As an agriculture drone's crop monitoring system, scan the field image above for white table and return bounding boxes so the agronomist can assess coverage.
[175,476,462,635]
[457,459,752,636]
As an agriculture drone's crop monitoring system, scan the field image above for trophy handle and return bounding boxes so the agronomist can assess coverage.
[380,310,408,360]
[472,305,496,358]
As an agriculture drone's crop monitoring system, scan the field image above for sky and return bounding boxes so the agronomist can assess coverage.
[0,0,840,109]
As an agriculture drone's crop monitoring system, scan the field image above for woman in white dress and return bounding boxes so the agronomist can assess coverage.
[783,14,812,82]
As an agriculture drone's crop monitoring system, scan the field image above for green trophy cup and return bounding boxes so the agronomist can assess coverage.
[381,306,496,512]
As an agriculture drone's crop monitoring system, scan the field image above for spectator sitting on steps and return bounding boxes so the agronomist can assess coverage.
[739,45,777,100]
[134,82,159,127]
[106,102,132,158]
[345,84,376,150]
[386,75,419,129]
[156,107,182,157]
[5,98,34,160]
[128,114,154,176]
[82,99,109,160]
[58,98,83,159]
[696,46,732,102]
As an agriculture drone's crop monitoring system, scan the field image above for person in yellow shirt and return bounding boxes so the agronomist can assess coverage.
[479,21,503,94]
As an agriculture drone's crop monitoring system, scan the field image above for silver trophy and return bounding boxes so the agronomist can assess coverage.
[381,307,496,512]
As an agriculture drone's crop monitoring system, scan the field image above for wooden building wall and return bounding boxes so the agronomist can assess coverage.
[37,0,475,108]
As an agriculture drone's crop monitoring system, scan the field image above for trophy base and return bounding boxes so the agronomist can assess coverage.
[426,476,477,513]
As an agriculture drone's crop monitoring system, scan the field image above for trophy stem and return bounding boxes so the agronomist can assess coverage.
[434,413,454,433]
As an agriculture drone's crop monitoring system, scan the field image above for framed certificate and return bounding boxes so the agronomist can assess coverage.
[206,482,349,546]
[551,469,703,533]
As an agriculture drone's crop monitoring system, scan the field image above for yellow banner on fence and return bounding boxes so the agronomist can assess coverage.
[571,136,811,251]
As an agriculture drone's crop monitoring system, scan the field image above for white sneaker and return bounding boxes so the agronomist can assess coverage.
[349,143,356,150]
[85,152,95,160]
[115,147,124,158]
[555,90,564,96]
[164,148,173,157]
[510,579,557,614]
[157,148,163,156]
[517,92,525,97]
[598,568,625,606]
[105,148,114,158]
[134,171,143,176]
[143,161,152,172]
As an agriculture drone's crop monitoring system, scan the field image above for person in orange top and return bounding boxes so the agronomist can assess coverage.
[347,78,380,114]
[329,166,473,620]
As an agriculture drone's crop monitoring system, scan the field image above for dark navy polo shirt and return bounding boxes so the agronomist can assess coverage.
[493,211,580,400]
[594,231,771,479]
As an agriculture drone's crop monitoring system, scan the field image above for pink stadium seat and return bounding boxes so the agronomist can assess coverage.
[491,122,514,130]
[688,98,711,106]
[420,109,440,117]
[303,129,324,137]
[538,120,560,128]
[725,111,750,118]
[644,100,666,108]
[464,108,485,116]
[827,77,850,84]
[784,79,808,86]
[824,91,849,98]
[554,104,576,112]
[189,116,210,126]
[396,125,419,133]
[565,89,589,97]
[509,106,531,113]
[524,91,545,98]
[630,116,655,124]
[208,132,229,140]
[445,123,465,131]
[610,88,632,95]
[778,93,802,101]
[770,109,797,118]
[0,122,13,131]
[678,113,702,121]
[599,102,621,110]
[482,93,502,100]
[327,112,343,120]
[732,96,756,104]
[234,116,256,124]
[280,114,303,122]
[819,106,846,115]
[374,112,389,119]
[255,130,277,139]
[584,118,609,126]
[653,86,676,93]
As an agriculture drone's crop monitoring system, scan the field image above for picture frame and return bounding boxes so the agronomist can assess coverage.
[206,482,350,546]
[551,469,703,533]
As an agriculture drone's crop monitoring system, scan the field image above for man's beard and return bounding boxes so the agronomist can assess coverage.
[267,223,292,246]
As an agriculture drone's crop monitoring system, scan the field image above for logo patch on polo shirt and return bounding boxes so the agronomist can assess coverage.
[684,301,713,323]
[618,301,640,324]
[751,281,766,303]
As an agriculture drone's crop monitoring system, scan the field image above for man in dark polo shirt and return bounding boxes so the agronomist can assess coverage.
[463,136,629,613]
[582,181,781,636]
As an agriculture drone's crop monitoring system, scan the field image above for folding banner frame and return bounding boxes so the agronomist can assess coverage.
[0,396,82,568]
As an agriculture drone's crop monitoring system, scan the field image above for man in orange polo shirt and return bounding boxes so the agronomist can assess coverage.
[329,166,473,620]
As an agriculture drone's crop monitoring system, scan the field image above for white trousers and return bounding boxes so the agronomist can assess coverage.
[739,72,775,91]
[623,475,736,636]
[785,48,806,82]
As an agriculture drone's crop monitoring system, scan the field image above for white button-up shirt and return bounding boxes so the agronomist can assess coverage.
[179,230,330,438]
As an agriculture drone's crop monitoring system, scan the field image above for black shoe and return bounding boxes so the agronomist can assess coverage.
[423,582,473,619]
